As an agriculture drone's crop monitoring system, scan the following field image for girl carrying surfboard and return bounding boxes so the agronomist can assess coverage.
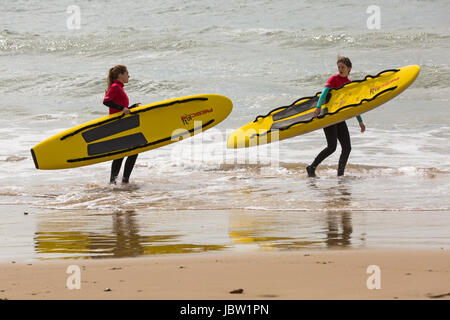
[306,56,366,177]
[103,65,141,184]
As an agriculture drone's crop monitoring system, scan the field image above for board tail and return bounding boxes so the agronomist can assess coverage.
[30,148,39,169]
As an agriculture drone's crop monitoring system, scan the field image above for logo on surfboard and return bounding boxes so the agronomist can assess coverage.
[181,108,214,125]
[369,77,399,95]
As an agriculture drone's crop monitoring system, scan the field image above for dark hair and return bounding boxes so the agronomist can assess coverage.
[106,65,127,92]
[337,56,352,69]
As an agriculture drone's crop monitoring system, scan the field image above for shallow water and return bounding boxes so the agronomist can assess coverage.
[2,205,449,261]
[0,0,449,261]
[1,167,449,261]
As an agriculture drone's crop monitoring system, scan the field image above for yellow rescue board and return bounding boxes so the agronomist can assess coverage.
[227,65,420,148]
[32,94,233,169]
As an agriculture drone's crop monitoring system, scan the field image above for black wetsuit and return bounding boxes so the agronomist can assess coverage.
[110,154,138,184]
[311,121,351,176]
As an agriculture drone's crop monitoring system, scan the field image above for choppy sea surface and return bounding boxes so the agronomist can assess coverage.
[0,0,449,261]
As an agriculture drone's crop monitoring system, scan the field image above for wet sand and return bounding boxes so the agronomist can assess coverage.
[1,249,449,300]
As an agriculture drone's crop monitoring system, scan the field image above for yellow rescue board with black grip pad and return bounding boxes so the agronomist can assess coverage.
[227,65,420,148]
[31,94,232,169]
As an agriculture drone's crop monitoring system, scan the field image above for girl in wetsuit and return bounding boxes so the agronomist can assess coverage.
[306,56,366,177]
[103,65,141,184]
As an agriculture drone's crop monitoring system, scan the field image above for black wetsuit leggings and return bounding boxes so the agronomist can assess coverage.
[311,121,351,176]
[110,154,138,183]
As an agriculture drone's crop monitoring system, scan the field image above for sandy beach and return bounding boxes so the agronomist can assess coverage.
[1,249,449,300]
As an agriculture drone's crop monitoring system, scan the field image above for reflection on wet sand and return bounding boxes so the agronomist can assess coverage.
[33,178,365,259]
[35,210,226,259]
[225,178,360,251]
[308,178,356,248]
[325,211,353,247]
[324,179,353,248]
[228,210,323,251]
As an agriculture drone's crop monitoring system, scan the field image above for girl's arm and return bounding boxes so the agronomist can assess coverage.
[358,116,365,132]
[316,86,330,109]
[103,100,125,111]
[103,101,140,110]
[313,86,329,118]
[103,101,130,114]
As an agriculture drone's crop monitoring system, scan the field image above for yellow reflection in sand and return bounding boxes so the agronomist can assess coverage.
[227,178,357,251]
[228,210,324,251]
[35,231,226,259]
[34,210,227,260]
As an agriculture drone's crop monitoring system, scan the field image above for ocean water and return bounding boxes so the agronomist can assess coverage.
[0,0,449,261]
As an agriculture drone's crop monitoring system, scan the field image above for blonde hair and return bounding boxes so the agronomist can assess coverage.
[106,65,127,92]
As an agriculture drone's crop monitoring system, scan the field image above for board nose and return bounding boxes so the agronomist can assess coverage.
[408,64,420,75]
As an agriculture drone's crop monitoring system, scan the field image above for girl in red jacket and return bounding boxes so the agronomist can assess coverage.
[307,56,366,177]
[103,65,141,184]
